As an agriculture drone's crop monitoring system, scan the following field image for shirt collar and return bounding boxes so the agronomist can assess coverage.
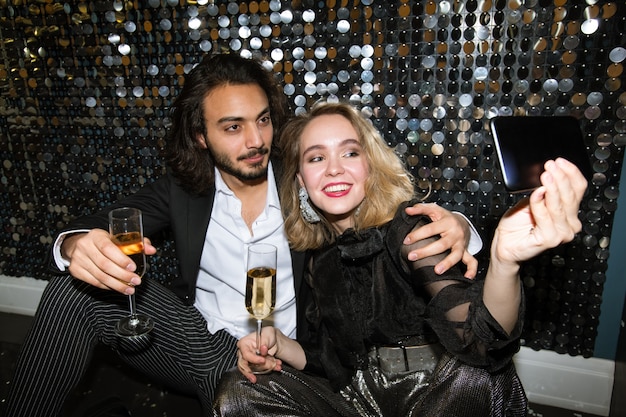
[214,162,281,210]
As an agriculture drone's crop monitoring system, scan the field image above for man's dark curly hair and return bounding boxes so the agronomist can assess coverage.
[165,53,288,196]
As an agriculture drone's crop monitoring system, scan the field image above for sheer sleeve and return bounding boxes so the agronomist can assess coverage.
[299,255,357,389]
[395,215,523,372]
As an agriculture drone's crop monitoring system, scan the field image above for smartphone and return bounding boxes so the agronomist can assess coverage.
[490,116,593,193]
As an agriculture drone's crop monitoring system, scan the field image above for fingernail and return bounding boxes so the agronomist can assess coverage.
[545,172,554,183]
[130,277,141,286]
[124,287,135,295]
[407,252,417,261]
[403,237,411,245]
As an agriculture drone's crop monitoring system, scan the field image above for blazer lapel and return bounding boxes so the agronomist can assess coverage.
[185,192,215,281]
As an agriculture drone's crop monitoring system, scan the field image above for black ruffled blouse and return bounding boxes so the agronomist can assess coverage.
[298,201,524,391]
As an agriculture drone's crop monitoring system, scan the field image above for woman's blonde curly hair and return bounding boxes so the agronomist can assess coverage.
[278,102,417,251]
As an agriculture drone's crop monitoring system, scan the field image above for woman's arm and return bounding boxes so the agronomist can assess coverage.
[401,159,586,365]
[483,158,587,333]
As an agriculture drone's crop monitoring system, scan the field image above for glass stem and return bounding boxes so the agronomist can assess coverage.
[256,319,262,355]
[127,294,139,326]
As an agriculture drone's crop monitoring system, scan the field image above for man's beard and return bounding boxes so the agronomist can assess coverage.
[213,147,269,181]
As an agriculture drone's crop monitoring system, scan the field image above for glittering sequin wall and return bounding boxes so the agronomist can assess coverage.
[1,0,625,356]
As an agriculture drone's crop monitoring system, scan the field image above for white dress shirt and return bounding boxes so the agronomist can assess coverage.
[194,164,297,339]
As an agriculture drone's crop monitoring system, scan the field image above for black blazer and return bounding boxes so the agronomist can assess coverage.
[49,169,309,335]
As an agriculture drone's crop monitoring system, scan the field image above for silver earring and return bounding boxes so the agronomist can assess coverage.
[298,187,321,223]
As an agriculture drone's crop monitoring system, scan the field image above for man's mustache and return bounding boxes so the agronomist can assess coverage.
[238,147,269,161]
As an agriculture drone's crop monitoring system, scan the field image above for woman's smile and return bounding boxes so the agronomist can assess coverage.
[322,183,352,197]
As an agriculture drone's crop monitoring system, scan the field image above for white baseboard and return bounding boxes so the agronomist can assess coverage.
[0,275,615,416]
[0,275,49,316]
[514,346,614,416]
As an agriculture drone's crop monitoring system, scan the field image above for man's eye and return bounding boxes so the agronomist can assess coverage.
[257,115,272,126]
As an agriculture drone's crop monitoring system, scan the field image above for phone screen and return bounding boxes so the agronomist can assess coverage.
[490,116,593,193]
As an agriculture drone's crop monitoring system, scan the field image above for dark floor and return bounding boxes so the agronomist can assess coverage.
[0,312,606,417]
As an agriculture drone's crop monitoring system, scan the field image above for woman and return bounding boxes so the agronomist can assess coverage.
[213,103,587,416]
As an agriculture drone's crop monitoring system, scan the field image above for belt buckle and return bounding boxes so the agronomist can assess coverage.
[373,345,411,374]
[373,343,440,376]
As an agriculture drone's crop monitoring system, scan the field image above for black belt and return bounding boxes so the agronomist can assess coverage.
[368,343,444,375]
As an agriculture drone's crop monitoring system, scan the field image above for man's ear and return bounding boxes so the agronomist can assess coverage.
[196,133,208,149]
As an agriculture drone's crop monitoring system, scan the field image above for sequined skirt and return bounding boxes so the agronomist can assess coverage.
[213,350,528,417]
[341,350,527,416]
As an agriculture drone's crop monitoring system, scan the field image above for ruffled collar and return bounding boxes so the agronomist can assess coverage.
[336,227,385,262]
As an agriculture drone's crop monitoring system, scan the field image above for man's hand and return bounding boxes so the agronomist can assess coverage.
[403,203,478,278]
[62,230,157,294]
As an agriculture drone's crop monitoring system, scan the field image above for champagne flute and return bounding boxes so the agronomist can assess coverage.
[109,207,154,337]
[245,243,277,374]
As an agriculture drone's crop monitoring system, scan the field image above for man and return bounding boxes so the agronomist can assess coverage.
[3,53,479,416]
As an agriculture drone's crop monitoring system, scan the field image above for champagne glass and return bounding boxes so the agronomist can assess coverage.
[245,243,277,374]
[109,207,154,337]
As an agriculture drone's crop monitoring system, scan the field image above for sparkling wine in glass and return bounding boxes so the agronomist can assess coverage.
[245,243,277,374]
[109,207,154,337]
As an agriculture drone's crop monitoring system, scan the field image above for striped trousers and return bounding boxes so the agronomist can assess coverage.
[2,275,238,417]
